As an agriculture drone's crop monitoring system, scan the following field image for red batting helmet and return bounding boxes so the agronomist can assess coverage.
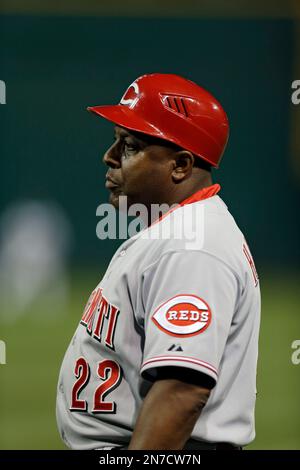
[87,73,229,168]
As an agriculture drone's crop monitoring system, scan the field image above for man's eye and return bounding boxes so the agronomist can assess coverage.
[124,142,138,153]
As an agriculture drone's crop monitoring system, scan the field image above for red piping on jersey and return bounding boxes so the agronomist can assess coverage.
[141,355,218,377]
[179,183,220,206]
[150,183,221,228]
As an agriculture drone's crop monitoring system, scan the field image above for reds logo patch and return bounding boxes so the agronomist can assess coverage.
[152,295,211,337]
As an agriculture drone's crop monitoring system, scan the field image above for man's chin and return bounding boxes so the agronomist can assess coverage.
[109,192,120,209]
[108,192,137,213]
[108,189,129,210]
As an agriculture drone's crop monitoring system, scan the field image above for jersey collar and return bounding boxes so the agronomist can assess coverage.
[179,183,221,207]
[148,183,221,229]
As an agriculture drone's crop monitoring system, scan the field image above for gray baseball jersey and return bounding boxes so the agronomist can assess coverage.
[56,185,261,449]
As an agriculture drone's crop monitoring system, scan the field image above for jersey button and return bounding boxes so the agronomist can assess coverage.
[59,383,64,394]
[119,250,126,257]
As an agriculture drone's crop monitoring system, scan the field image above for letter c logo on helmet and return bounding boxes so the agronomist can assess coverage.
[120,81,140,109]
[88,73,229,168]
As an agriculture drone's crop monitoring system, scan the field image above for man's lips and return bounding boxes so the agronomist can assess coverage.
[105,175,120,189]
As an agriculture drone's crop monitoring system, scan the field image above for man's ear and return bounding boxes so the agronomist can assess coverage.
[171,150,195,183]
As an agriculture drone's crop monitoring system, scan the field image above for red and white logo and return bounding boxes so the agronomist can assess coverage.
[120,81,139,109]
[152,294,212,337]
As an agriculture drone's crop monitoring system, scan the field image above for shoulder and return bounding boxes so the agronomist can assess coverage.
[141,195,243,254]
[136,196,245,279]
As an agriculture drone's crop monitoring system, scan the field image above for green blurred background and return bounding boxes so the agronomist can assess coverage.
[0,0,299,450]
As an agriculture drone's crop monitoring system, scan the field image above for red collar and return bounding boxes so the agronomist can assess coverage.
[149,184,220,228]
[179,184,221,207]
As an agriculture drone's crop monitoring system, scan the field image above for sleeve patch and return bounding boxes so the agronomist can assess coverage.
[151,294,212,337]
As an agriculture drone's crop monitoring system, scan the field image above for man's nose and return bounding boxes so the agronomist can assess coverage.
[102,143,121,168]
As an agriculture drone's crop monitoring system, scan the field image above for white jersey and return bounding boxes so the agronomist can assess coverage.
[56,185,261,449]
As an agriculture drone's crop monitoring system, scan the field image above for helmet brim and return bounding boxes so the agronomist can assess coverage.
[87,104,162,138]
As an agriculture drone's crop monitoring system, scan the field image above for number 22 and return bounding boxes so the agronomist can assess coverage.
[70,357,122,414]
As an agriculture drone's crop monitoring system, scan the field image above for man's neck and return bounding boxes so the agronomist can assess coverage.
[143,173,214,226]
[168,172,213,206]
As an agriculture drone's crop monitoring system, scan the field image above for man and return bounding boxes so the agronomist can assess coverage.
[56,73,261,450]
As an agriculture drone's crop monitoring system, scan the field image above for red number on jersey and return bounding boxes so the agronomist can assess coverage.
[92,360,122,413]
[70,357,90,411]
[70,358,122,414]
[243,241,259,286]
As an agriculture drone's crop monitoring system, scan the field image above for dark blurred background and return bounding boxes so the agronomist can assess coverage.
[0,0,299,450]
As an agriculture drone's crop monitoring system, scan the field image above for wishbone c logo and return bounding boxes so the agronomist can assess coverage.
[120,81,139,108]
[152,294,212,338]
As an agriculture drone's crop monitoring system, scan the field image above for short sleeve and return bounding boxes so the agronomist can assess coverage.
[140,250,239,387]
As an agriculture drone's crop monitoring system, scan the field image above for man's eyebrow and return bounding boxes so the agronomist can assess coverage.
[114,127,155,147]
[115,129,143,144]
[114,125,129,134]
[114,128,134,138]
